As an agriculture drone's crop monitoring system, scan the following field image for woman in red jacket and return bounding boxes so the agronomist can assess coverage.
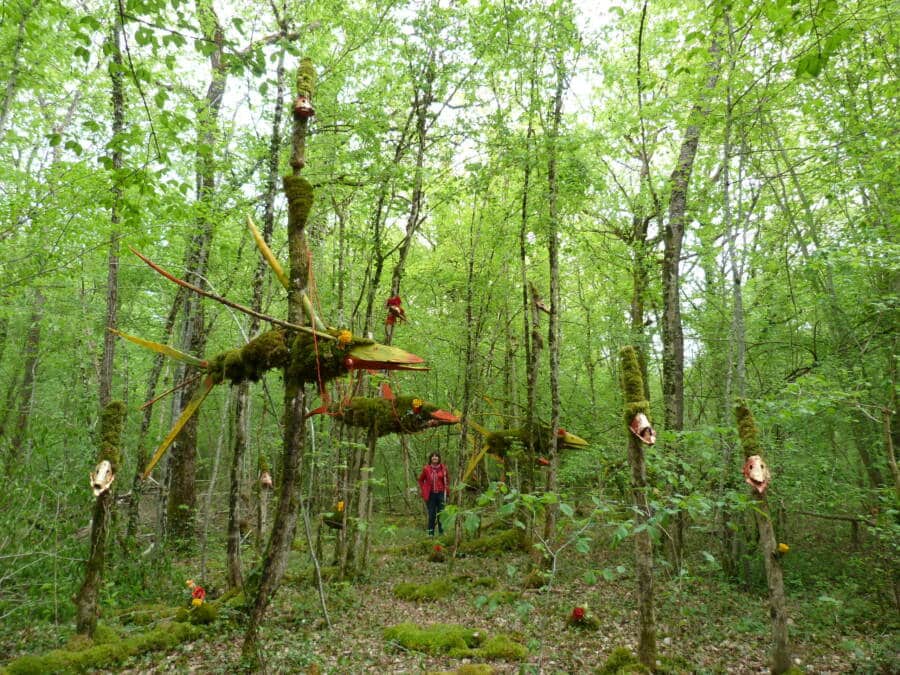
[418,452,449,536]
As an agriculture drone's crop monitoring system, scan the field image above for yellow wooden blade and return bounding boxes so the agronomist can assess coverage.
[111,329,207,368]
[246,214,289,289]
[348,342,427,368]
[462,443,489,484]
[141,375,215,479]
[466,418,490,437]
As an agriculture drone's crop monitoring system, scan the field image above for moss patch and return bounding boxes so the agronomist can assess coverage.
[174,601,218,625]
[734,399,762,458]
[384,623,526,661]
[428,666,495,675]
[384,622,480,654]
[394,578,453,601]
[598,646,651,674]
[466,634,528,660]
[3,621,201,674]
[619,346,650,422]
[98,400,125,467]
[458,530,527,556]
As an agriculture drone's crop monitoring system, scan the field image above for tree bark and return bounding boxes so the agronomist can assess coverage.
[99,16,125,410]
[542,49,566,550]
[243,57,316,662]
[661,40,721,432]
[166,0,227,541]
[7,288,44,471]
[735,402,791,674]
[620,346,656,668]
[75,401,126,637]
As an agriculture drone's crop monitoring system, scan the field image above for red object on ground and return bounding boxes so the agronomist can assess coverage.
[192,586,206,601]
[571,606,585,621]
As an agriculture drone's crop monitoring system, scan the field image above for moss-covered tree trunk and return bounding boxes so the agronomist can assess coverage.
[243,57,315,661]
[619,346,656,668]
[75,400,126,636]
[734,401,791,674]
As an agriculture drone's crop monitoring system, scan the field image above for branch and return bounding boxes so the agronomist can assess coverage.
[129,247,336,340]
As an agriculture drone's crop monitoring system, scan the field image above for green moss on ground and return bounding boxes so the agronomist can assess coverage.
[428,666,494,675]
[394,578,453,601]
[458,530,527,556]
[384,622,480,654]
[3,621,201,674]
[384,623,526,662]
[598,647,651,674]
[465,634,528,660]
[174,601,218,625]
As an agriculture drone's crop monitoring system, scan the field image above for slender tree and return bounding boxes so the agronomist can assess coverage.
[74,400,126,637]
[619,345,656,668]
[734,400,791,673]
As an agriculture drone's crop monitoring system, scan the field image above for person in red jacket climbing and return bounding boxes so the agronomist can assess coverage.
[418,452,449,536]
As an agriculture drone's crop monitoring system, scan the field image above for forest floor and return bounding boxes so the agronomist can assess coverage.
[2,513,897,674]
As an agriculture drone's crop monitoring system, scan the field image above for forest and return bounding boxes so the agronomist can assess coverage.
[0,0,897,672]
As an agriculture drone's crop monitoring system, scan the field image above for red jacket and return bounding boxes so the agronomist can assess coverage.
[418,463,449,501]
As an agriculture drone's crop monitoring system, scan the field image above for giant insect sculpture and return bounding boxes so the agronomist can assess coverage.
[116,220,428,480]
[461,419,588,483]
[308,386,459,437]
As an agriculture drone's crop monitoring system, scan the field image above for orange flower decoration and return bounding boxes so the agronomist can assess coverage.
[337,330,352,346]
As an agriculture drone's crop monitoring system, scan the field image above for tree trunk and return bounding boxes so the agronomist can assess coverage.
[661,40,721,433]
[542,50,566,551]
[243,57,316,662]
[75,401,126,637]
[7,288,44,471]
[620,346,656,668]
[166,0,227,541]
[125,293,183,543]
[735,402,791,674]
[0,0,39,138]
[99,17,124,410]
[226,42,288,591]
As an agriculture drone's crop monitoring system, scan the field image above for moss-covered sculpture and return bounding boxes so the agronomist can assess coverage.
[312,395,459,436]
[484,425,587,459]
[462,423,588,483]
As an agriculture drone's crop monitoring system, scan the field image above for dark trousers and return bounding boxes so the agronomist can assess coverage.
[426,492,445,535]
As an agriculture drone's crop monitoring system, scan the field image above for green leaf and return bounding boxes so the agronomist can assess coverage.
[559,502,574,517]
